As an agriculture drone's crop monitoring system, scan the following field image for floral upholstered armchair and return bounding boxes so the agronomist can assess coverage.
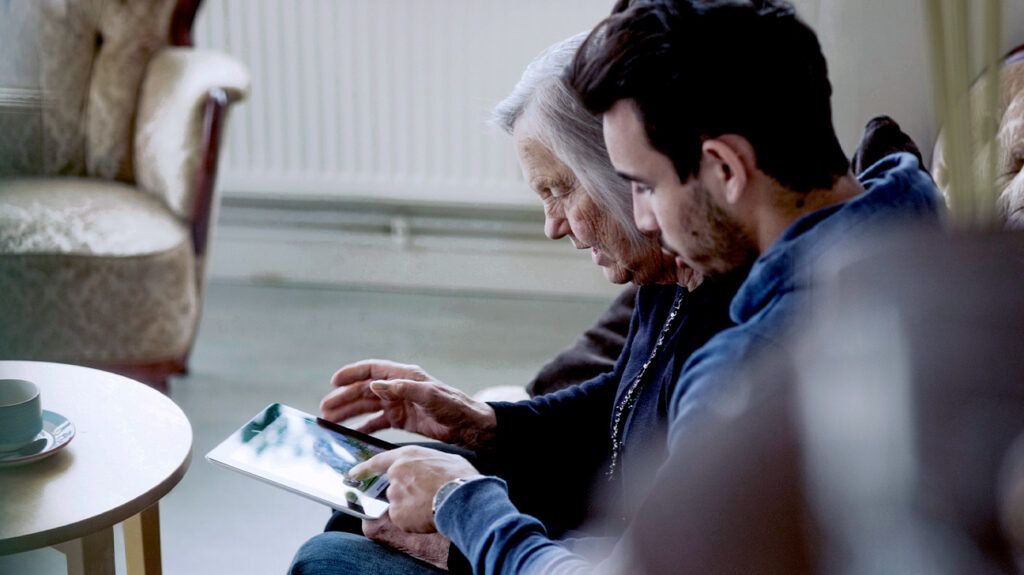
[0,0,249,389]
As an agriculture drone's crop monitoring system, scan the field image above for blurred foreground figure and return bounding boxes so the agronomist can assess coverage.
[620,229,1024,574]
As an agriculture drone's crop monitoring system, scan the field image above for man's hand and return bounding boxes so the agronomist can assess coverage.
[320,359,498,449]
[351,446,482,533]
[362,513,450,570]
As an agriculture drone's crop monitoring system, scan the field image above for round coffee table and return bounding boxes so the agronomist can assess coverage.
[0,361,192,575]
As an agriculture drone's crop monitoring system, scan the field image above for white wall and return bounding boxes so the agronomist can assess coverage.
[794,0,1024,162]
[195,0,611,208]
[199,0,1024,297]
[201,0,1024,209]
[197,1,623,296]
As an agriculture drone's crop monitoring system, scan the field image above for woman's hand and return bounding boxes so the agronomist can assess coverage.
[362,513,450,570]
[320,359,498,449]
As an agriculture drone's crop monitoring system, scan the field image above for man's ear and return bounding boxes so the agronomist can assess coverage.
[701,137,755,206]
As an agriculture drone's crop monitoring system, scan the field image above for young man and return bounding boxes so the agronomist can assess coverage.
[304,2,943,574]
[571,0,942,451]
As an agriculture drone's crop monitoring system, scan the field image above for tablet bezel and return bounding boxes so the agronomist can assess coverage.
[206,403,396,520]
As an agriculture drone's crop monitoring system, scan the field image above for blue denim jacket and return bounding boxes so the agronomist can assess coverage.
[435,153,943,575]
[668,152,943,447]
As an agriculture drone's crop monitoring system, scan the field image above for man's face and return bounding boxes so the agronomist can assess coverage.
[603,99,754,276]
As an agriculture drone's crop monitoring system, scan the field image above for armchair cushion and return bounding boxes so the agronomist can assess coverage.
[0,177,197,363]
[135,48,250,219]
[0,178,188,255]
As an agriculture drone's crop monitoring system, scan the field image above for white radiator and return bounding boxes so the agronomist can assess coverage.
[194,0,609,207]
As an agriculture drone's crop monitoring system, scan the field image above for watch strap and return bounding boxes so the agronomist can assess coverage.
[432,477,474,516]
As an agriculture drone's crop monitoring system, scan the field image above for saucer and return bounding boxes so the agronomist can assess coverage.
[0,410,75,468]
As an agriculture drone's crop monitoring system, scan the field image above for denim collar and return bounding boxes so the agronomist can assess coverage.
[729,152,943,323]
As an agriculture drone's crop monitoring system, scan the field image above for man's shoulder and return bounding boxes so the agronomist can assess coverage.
[671,320,770,398]
[858,152,943,216]
[669,292,795,418]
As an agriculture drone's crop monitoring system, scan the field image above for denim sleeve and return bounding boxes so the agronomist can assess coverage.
[435,477,600,575]
[666,313,783,455]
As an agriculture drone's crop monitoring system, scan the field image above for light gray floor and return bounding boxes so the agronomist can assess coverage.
[0,282,608,575]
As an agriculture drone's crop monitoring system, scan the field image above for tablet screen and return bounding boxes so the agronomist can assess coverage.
[208,403,393,518]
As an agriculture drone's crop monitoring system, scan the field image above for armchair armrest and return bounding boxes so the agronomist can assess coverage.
[134,47,249,223]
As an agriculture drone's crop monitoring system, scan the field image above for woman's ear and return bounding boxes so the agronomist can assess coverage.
[701,137,754,206]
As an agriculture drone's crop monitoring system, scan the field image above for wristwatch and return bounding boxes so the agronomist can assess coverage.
[432,477,475,517]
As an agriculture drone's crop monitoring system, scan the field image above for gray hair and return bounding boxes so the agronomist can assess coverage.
[492,32,645,249]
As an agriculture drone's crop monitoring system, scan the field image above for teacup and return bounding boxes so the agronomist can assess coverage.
[0,379,43,452]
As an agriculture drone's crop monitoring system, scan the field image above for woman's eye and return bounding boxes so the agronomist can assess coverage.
[555,179,581,197]
[535,178,574,200]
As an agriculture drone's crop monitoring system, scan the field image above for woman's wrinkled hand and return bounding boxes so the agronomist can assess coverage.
[319,359,498,449]
[362,513,451,570]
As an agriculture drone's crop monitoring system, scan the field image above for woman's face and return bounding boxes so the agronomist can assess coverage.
[513,114,676,285]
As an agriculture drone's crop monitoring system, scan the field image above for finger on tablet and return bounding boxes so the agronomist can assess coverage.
[351,448,404,479]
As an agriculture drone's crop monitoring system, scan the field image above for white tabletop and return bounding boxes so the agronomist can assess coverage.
[0,361,192,554]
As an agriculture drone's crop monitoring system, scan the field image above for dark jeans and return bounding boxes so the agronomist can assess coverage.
[289,532,446,575]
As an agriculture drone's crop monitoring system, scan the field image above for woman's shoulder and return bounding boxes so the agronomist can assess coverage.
[635,283,684,311]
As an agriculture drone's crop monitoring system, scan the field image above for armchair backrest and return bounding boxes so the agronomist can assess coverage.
[40,0,179,181]
[0,0,203,183]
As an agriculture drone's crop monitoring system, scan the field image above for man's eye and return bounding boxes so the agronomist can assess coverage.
[633,182,654,195]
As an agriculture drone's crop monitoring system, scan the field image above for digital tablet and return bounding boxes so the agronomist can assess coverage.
[206,403,395,519]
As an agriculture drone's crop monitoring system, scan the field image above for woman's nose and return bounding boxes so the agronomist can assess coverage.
[543,211,570,240]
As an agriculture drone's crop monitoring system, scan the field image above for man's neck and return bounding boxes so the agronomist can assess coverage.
[753,173,864,254]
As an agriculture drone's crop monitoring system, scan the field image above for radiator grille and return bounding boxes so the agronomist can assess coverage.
[195,0,608,207]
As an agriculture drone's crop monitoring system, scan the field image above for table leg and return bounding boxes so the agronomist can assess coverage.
[124,502,162,575]
[55,527,115,575]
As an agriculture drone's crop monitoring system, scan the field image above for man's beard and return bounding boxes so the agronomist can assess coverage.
[691,180,759,276]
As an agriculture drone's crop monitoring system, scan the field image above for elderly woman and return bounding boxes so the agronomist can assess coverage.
[288,33,745,575]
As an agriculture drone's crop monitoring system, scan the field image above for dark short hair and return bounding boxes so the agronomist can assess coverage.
[568,0,850,193]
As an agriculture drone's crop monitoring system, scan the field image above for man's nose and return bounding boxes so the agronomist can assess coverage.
[633,194,659,234]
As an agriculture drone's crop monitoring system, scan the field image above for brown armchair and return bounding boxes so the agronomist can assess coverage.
[0,0,249,390]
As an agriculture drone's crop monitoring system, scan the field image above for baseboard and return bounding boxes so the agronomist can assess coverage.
[0,87,44,110]
[206,195,621,300]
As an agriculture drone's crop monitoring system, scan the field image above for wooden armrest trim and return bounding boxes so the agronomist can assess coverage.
[170,0,204,47]
[190,88,228,258]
